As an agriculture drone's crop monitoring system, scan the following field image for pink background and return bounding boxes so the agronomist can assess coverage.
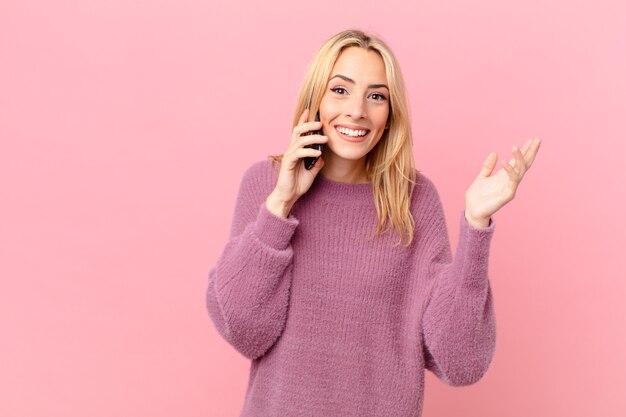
[1,0,624,416]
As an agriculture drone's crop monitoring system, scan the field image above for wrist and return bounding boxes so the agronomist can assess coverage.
[464,210,490,228]
[266,192,293,218]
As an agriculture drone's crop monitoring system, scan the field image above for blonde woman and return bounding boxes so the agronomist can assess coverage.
[207,29,540,417]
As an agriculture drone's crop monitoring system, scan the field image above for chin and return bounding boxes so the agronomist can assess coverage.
[325,145,370,161]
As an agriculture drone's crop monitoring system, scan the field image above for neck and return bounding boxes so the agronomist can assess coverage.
[319,156,368,184]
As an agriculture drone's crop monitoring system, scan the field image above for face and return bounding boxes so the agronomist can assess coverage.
[318,46,390,165]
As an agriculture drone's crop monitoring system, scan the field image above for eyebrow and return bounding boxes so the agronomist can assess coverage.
[329,74,389,90]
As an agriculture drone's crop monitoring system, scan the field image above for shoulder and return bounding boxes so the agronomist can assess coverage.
[409,169,448,231]
[411,170,442,207]
[242,158,275,178]
[236,158,280,201]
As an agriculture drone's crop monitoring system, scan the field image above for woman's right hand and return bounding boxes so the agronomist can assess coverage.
[266,108,328,217]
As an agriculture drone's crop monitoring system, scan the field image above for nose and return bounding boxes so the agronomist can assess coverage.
[346,95,367,120]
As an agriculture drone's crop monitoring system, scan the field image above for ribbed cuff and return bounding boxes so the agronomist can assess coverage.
[253,202,299,250]
[457,209,496,289]
[460,209,496,234]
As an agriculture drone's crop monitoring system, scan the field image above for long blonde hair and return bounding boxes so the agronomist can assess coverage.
[269,29,419,247]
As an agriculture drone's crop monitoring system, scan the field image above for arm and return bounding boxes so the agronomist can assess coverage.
[420,183,497,386]
[206,163,299,360]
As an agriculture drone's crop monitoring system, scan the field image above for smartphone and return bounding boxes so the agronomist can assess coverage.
[302,111,324,170]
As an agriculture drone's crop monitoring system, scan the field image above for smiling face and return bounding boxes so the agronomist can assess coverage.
[318,46,390,176]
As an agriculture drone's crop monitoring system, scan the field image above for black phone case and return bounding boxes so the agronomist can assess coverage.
[302,111,324,170]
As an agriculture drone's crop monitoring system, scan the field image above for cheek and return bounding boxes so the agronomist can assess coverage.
[319,101,338,116]
[376,109,390,129]
[319,106,340,129]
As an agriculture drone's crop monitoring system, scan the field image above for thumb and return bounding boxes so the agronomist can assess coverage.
[478,152,498,178]
[311,157,325,175]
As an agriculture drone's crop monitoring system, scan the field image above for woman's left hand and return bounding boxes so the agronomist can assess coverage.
[464,138,542,228]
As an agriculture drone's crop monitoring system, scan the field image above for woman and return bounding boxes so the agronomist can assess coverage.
[207,29,541,417]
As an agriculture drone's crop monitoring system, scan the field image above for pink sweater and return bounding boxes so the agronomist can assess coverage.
[206,159,497,417]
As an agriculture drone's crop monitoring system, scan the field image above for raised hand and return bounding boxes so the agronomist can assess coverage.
[464,138,542,228]
[265,108,329,218]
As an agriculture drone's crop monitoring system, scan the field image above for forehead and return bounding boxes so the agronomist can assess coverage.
[330,47,387,82]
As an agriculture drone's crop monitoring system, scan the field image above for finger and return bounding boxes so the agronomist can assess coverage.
[311,155,325,173]
[291,109,311,144]
[521,138,534,153]
[297,134,328,147]
[296,147,323,159]
[506,146,520,168]
[507,139,533,168]
[513,146,526,176]
[299,108,309,124]
[524,138,541,169]
[294,121,323,137]
[500,159,520,183]
[477,152,498,178]
[517,138,540,169]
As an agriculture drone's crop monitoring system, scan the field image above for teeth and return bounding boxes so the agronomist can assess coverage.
[336,126,368,137]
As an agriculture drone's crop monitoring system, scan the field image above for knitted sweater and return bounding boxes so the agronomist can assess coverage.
[206,159,497,417]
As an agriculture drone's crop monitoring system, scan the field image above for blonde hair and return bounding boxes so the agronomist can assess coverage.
[268,29,419,247]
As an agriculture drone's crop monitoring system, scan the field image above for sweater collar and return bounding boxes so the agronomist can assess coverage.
[307,174,373,203]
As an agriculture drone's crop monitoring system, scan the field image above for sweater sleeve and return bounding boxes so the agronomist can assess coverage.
[420,181,497,386]
[206,162,299,360]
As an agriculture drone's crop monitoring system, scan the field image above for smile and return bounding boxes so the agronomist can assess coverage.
[335,126,370,142]
[336,126,368,137]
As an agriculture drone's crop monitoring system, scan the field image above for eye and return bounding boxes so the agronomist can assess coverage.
[370,93,387,101]
[330,87,348,95]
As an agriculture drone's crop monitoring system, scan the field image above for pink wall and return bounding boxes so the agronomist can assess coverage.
[1,0,624,416]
